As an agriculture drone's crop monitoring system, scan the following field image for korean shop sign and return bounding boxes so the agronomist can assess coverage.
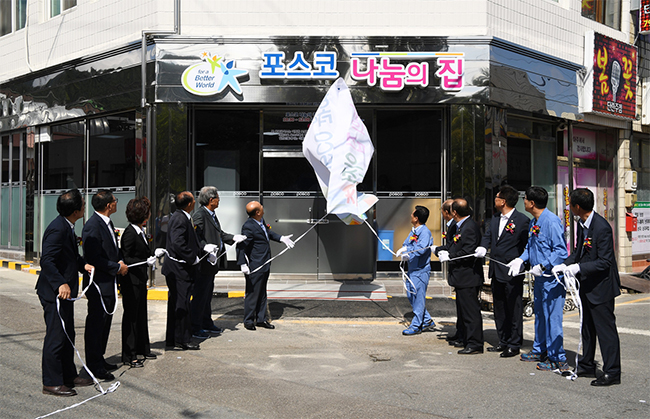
[258,51,465,91]
[641,0,650,35]
[583,31,637,119]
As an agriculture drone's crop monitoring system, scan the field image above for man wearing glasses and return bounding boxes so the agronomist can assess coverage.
[80,190,128,381]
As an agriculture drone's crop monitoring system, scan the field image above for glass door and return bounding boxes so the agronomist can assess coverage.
[1,132,25,248]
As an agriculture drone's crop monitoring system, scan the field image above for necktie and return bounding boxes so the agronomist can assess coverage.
[108,220,117,247]
[141,231,148,244]
[576,225,584,259]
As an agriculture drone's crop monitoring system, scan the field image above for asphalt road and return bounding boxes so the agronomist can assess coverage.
[1,268,649,419]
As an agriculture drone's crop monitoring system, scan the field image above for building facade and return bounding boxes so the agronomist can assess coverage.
[0,0,648,278]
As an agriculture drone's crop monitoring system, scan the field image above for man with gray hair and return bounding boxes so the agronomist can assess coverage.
[191,186,246,338]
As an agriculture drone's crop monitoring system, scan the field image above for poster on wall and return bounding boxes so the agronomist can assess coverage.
[632,202,650,256]
[583,31,637,119]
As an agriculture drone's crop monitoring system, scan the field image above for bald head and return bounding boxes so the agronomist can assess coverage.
[452,198,472,220]
[246,201,264,220]
[176,191,195,212]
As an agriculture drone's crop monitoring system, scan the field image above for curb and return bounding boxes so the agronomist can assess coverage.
[1,259,32,272]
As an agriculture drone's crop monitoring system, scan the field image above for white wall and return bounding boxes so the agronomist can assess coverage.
[0,0,632,83]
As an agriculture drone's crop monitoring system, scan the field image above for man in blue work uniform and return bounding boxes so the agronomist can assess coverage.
[507,186,569,372]
[397,205,434,336]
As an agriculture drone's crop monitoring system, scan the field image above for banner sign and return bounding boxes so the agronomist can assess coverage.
[302,78,378,225]
[632,202,650,256]
[641,0,650,35]
[583,31,637,119]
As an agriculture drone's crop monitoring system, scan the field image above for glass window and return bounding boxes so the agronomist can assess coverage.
[16,0,26,30]
[88,113,135,188]
[377,109,442,192]
[50,0,76,18]
[582,0,621,30]
[194,110,260,192]
[1,1,10,36]
[42,121,84,190]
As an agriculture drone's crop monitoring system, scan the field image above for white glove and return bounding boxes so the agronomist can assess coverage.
[566,264,580,276]
[203,244,218,254]
[280,234,295,249]
[207,252,217,265]
[240,264,250,275]
[552,264,566,275]
[430,245,438,253]
[395,247,407,257]
[233,234,247,244]
[401,252,410,261]
[154,248,166,258]
[507,258,524,276]
[530,264,544,277]
[474,246,487,258]
[146,256,156,267]
[438,250,450,263]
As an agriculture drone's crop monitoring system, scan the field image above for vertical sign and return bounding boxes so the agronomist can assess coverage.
[641,0,650,35]
[583,31,637,119]
[632,202,650,255]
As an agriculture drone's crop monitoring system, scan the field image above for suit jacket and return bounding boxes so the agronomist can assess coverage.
[120,224,153,286]
[480,209,530,282]
[192,206,235,277]
[434,219,457,256]
[82,212,122,295]
[446,217,484,288]
[36,215,87,302]
[161,209,201,281]
[564,212,620,305]
[236,217,282,274]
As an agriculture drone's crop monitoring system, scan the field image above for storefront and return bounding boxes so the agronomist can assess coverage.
[0,36,593,277]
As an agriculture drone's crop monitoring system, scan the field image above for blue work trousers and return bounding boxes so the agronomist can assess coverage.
[532,276,566,362]
[406,269,432,329]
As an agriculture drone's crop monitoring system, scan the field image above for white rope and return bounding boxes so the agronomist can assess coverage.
[249,212,329,274]
[553,270,583,380]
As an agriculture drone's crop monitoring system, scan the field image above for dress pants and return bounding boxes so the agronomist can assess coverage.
[40,297,77,386]
[532,276,566,362]
[190,270,216,332]
[405,269,432,328]
[579,296,621,377]
[84,285,114,374]
[455,286,483,349]
[491,278,524,349]
[121,277,150,362]
[244,271,270,326]
[165,271,194,345]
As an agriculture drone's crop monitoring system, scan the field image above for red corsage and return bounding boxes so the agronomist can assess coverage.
[505,222,515,234]
[114,229,121,238]
[442,232,447,239]
[265,223,271,230]
[146,233,153,243]
[530,225,540,237]
[453,233,461,243]
[583,237,592,250]
[409,233,419,243]
[76,236,82,247]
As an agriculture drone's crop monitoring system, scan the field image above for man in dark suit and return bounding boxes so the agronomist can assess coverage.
[474,185,529,357]
[553,188,621,386]
[37,189,94,397]
[434,199,459,342]
[191,186,246,338]
[81,190,128,381]
[437,198,484,354]
[236,201,294,330]
[162,191,202,350]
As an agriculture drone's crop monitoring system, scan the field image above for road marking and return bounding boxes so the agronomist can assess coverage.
[561,322,650,336]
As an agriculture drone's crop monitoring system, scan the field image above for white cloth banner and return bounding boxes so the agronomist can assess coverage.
[303,78,378,225]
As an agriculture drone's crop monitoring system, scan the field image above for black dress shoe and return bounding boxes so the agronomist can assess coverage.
[575,366,596,378]
[257,321,275,329]
[205,325,223,334]
[175,342,201,350]
[124,359,145,368]
[487,344,507,352]
[445,334,459,342]
[500,347,520,358]
[103,361,118,371]
[244,323,256,330]
[143,352,158,360]
[94,370,115,381]
[458,346,484,355]
[65,376,94,388]
[43,385,77,397]
[451,340,465,348]
[591,373,620,386]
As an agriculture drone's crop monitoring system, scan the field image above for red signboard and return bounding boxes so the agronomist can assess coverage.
[641,0,650,35]
[591,33,637,119]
